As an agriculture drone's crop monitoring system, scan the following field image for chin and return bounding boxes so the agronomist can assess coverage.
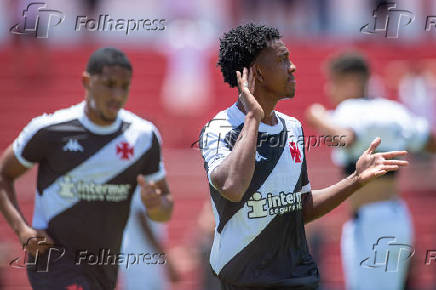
[101,112,118,123]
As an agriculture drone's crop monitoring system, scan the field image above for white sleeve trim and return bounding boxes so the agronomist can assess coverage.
[144,162,166,182]
[301,183,311,194]
[13,139,34,168]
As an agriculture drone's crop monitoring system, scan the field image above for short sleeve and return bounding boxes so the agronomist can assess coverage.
[142,126,166,182]
[199,125,233,189]
[13,116,48,168]
[399,111,430,152]
[300,127,311,194]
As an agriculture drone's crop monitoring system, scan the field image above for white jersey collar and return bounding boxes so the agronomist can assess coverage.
[78,101,122,135]
[228,102,283,134]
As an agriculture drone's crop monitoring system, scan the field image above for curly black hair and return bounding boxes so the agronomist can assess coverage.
[329,52,370,80]
[217,23,281,88]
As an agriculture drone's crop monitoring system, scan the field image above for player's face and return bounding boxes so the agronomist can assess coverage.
[326,73,366,106]
[256,39,296,99]
[84,65,132,125]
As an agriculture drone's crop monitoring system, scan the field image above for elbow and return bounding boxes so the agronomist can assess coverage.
[219,182,246,202]
[211,169,248,203]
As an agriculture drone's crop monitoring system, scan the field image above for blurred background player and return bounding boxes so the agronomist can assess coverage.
[0,47,173,289]
[306,52,436,290]
[121,186,180,290]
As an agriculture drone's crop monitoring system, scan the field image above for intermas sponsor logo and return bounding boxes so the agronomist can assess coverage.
[246,191,303,218]
[58,176,130,202]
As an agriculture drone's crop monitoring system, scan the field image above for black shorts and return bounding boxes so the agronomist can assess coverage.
[26,250,109,290]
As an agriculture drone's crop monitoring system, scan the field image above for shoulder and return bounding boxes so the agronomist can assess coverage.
[118,109,160,136]
[201,108,236,135]
[275,111,303,132]
[20,103,83,136]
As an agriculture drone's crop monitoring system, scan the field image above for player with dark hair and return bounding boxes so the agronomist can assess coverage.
[199,23,409,290]
[306,52,436,290]
[0,47,173,289]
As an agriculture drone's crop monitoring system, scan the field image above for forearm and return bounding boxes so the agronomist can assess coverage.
[212,112,260,202]
[303,172,362,224]
[0,176,28,235]
[146,194,173,222]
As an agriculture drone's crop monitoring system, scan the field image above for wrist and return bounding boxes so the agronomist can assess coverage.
[245,111,262,122]
[14,221,29,237]
[348,171,364,189]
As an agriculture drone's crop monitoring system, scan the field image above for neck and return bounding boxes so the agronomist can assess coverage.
[237,89,279,126]
[84,98,114,127]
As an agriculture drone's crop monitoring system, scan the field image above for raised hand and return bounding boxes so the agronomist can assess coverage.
[355,137,408,185]
[137,175,162,211]
[236,67,264,121]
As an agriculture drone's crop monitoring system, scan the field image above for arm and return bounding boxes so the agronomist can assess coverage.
[138,176,173,222]
[210,67,264,202]
[305,103,355,146]
[302,137,408,224]
[0,145,53,255]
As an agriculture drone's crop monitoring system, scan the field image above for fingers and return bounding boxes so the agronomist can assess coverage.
[380,150,408,159]
[137,174,152,189]
[248,66,255,93]
[236,68,249,90]
[383,160,409,167]
[366,137,381,154]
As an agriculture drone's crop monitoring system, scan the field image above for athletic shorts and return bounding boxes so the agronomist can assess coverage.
[26,249,112,290]
[341,199,414,290]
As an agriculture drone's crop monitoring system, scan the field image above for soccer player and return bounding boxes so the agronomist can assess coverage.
[306,52,436,290]
[199,23,409,290]
[0,47,173,289]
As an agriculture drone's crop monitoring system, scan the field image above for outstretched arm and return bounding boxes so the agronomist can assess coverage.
[305,103,355,147]
[303,137,408,224]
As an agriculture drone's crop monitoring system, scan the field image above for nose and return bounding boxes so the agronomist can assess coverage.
[111,88,126,101]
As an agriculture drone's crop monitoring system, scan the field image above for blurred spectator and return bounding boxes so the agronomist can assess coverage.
[399,61,436,130]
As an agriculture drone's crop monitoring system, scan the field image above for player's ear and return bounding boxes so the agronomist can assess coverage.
[254,65,264,83]
[82,71,90,89]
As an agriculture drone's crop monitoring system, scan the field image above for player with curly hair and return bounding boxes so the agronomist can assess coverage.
[199,23,409,290]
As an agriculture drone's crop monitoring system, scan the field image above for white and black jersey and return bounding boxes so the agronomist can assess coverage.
[199,103,319,288]
[330,98,430,175]
[13,102,165,289]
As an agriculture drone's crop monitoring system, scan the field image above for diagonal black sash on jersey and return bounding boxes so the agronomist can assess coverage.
[206,117,288,234]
